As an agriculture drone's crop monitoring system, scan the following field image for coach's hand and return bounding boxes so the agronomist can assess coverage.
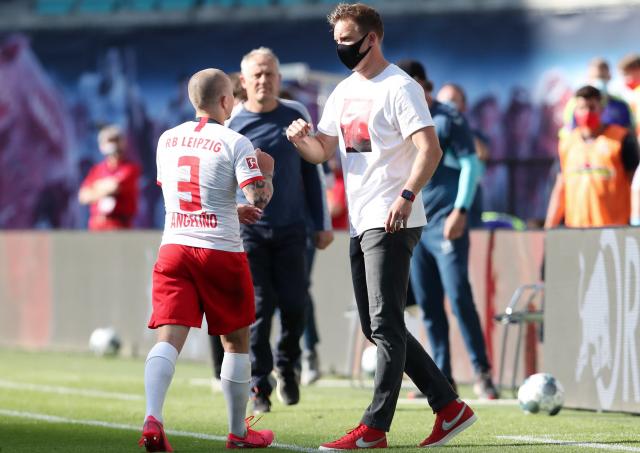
[385,197,412,233]
[237,204,262,224]
[315,230,334,250]
[286,119,312,144]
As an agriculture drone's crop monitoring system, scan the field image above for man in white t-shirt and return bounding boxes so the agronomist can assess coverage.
[286,3,477,449]
[139,68,275,451]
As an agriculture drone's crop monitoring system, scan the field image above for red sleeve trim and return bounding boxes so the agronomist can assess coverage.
[156,180,162,187]
[239,175,265,189]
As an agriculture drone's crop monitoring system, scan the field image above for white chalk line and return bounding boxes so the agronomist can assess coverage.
[497,435,640,452]
[0,379,143,401]
[0,408,317,452]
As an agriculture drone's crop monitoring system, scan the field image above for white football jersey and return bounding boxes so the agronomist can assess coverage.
[156,118,264,252]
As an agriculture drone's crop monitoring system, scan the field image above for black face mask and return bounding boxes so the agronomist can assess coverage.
[336,33,371,70]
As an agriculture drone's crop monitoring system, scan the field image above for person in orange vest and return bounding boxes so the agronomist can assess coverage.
[545,85,639,228]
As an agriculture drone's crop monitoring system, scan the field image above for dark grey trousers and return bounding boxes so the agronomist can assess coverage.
[350,227,458,431]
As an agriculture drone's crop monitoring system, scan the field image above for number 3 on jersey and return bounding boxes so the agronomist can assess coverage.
[177,156,202,212]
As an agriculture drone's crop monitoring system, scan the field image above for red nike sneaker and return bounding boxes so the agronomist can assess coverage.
[226,416,274,449]
[319,423,387,450]
[138,415,173,452]
[419,398,476,447]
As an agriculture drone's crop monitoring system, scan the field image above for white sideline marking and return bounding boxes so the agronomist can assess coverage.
[497,435,640,452]
[0,379,143,401]
[0,409,317,453]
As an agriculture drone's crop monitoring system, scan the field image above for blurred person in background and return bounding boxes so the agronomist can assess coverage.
[287,3,477,448]
[470,95,508,213]
[398,59,498,400]
[78,125,141,230]
[560,58,634,139]
[619,54,640,226]
[619,53,640,139]
[437,82,489,228]
[141,68,275,451]
[545,85,639,229]
[0,34,77,229]
[503,87,548,223]
[229,47,333,414]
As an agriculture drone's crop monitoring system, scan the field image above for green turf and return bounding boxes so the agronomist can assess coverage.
[1,348,639,452]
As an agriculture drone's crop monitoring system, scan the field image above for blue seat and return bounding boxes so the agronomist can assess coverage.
[125,0,158,11]
[201,0,235,7]
[35,0,75,15]
[77,0,118,13]
[158,0,198,10]
[237,0,271,7]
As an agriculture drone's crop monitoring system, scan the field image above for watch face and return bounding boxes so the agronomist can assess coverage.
[402,190,415,201]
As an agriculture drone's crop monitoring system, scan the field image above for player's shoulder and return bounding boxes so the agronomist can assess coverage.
[278,98,311,120]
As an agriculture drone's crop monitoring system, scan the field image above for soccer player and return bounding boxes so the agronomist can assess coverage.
[286,3,477,449]
[139,68,275,451]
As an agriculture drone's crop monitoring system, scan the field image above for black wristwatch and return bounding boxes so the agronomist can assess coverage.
[401,189,415,202]
[456,207,467,214]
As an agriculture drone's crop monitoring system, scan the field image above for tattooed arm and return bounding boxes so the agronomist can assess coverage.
[242,175,273,210]
[242,149,274,210]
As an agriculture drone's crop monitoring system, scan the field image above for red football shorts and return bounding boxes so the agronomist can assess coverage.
[149,244,255,335]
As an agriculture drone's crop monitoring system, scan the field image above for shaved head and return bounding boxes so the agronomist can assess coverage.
[188,68,231,112]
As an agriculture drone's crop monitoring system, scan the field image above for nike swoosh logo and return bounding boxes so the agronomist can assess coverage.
[442,404,467,431]
[355,436,385,448]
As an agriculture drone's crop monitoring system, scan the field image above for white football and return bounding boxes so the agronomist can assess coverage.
[518,372,564,415]
[89,327,121,356]
[361,345,377,377]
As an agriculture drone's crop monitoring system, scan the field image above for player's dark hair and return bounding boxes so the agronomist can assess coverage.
[328,3,384,40]
[575,85,602,101]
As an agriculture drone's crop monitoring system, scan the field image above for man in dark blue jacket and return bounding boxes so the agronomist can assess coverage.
[229,47,333,414]
[397,59,498,399]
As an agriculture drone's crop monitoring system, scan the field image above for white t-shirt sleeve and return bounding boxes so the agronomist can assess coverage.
[394,82,435,140]
[317,89,340,137]
[234,136,265,188]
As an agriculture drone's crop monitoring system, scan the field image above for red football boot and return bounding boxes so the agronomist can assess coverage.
[226,416,275,449]
[419,398,477,447]
[319,423,387,450]
[138,415,173,452]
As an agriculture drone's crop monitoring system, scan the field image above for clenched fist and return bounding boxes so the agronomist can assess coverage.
[286,119,312,144]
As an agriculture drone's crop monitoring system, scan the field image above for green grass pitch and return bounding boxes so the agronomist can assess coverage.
[1,348,639,452]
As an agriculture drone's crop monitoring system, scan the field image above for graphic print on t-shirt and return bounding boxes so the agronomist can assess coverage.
[340,98,372,153]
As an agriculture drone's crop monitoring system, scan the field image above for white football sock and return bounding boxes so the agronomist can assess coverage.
[144,342,179,423]
[220,352,251,437]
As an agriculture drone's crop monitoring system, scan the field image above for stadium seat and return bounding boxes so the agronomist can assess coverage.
[35,0,75,15]
[77,0,119,13]
[237,0,271,7]
[158,0,198,10]
[125,0,158,11]
[201,0,235,7]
